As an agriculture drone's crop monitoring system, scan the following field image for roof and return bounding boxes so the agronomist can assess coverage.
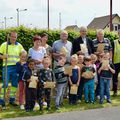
[87,14,120,29]
[64,25,79,31]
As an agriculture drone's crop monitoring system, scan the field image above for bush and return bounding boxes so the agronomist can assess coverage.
[0,26,119,79]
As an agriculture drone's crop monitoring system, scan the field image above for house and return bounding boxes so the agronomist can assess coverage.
[87,14,120,32]
[64,25,80,32]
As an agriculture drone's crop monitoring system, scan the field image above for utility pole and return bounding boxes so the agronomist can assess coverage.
[47,0,50,31]
[110,0,113,31]
[59,12,61,30]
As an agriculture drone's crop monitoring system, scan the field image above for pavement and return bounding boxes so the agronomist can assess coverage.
[4,106,120,120]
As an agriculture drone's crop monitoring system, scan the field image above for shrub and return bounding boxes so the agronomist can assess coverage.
[0,26,118,79]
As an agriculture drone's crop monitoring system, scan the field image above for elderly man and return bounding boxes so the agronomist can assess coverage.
[92,29,112,57]
[72,26,94,56]
[92,29,113,98]
[112,29,120,96]
[52,30,72,66]
[0,31,24,106]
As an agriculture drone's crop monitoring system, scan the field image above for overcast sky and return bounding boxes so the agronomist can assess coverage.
[0,0,120,29]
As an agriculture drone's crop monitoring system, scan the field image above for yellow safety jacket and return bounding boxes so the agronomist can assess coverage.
[113,39,120,64]
[0,42,24,66]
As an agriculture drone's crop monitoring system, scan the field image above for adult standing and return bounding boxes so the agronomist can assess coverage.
[92,29,112,57]
[52,30,72,99]
[112,30,120,96]
[28,35,46,70]
[72,26,94,56]
[52,30,72,67]
[0,31,24,106]
[92,29,113,98]
[41,33,52,57]
[28,35,47,109]
[72,26,93,101]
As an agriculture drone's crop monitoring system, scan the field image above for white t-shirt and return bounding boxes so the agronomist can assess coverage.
[28,47,46,69]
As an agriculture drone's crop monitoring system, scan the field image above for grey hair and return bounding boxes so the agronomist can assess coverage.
[96,29,104,35]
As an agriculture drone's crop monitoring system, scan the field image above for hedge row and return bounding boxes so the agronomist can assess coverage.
[0,26,119,79]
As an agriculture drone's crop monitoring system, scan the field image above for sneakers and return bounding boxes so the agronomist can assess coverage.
[113,92,117,97]
[85,101,89,103]
[104,95,107,100]
[99,100,103,104]
[56,105,60,110]
[34,102,40,111]
[107,99,111,103]
[43,102,47,106]
[77,100,81,103]
[97,95,100,100]
[20,105,25,110]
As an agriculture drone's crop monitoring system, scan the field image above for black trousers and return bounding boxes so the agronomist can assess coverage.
[68,83,77,104]
[77,79,84,100]
[25,88,37,110]
[113,63,120,93]
[38,88,51,109]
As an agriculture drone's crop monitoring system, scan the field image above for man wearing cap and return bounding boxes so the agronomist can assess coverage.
[0,31,24,106]
[112,30,120,96]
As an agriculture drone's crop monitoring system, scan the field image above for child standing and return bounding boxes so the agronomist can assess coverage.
[23,59,38,112]
[77,54,84,102]
[69,54,80,105]
[54,56,68,109]
[81,56,95,103]
[98,53,115,104]
[91,54,98,84]
[16,51,27,110]
[37,57,54,110]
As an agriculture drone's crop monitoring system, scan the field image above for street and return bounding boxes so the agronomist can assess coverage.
[4,106,120,120]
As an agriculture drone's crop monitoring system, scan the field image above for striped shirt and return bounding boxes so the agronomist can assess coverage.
[92,38,112,53]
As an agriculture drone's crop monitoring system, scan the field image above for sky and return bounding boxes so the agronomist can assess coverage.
[0,0,120,29]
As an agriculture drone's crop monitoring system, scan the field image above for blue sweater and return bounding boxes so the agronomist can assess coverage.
[16,62,28,81]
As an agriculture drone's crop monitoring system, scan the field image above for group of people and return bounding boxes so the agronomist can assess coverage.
[0,26,120,112]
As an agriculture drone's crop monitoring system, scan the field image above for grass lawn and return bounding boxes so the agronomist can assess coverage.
[0,93,120,119]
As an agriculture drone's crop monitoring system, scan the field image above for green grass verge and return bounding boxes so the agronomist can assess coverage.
[0,93,120,119]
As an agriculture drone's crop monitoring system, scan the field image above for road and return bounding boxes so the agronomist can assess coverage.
[4,106,120,120]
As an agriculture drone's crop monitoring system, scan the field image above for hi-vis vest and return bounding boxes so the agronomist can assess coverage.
[0,42,24,66]
[113,39,120,64]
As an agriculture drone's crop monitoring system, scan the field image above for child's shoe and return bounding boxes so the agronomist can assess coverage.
[107,99,111,103]
[34,102,39,110]
[20,105,25,110]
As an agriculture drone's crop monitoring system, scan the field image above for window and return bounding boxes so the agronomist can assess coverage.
[113,24,118,31]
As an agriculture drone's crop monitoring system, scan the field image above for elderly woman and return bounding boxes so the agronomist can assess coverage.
[28,35,46,70]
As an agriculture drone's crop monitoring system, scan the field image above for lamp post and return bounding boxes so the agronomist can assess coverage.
[4,17,13,29]
[16,8,27,27]
[0,21,4,29]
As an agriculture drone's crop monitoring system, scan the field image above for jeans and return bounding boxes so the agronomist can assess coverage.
[2,66,18,87]
[84,79,94,102]
[55,83,67,106]
[100,77,111,101]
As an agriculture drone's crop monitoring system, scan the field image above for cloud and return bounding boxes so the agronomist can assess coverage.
[0,0,120,29]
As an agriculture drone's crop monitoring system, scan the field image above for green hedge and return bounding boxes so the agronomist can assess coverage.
[0,26,119,79]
